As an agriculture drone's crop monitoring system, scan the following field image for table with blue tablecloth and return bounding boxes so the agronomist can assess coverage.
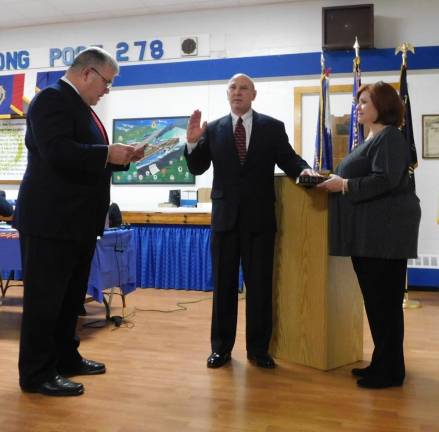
[132,224,243,292]
[133,224,213,291]
[1,219,243,294]
[0,227,22,297]
[0,227,136,304]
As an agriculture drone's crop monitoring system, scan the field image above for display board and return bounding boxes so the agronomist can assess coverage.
[0,118,27,184]
[111,116,194,185]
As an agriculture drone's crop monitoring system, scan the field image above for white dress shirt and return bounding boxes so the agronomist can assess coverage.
[187,109,253,154]
[60,76,80,95]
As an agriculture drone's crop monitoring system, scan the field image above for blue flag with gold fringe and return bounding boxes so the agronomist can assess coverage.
[0,74,25,117]
[313,67,333,172]
[348,57,364,152]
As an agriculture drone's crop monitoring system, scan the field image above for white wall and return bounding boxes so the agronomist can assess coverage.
[1,0,438,255]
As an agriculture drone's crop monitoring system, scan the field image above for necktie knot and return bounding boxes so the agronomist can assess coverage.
[234,117,246,164]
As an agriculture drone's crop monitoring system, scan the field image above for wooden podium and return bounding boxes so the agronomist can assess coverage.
[270,175,363,370]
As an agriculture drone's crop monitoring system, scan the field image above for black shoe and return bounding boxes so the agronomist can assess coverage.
[59,358,106,377]
[247,353,276,369]
[207,352,231,368]
[357,375,404,389]
[351,366,372,378]
[21,375,84,397]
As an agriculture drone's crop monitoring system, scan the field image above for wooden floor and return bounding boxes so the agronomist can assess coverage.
[1,286,439,432]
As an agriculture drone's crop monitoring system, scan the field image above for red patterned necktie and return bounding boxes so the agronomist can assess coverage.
[234,117,246,164]
[90,109,108,144]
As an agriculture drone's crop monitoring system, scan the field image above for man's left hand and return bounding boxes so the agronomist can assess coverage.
[130,143,146,162]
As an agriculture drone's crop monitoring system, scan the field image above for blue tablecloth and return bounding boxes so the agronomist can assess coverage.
[0,228,136,302]
[134,224,214,291]
[1,225,243,293]
[0,228,22,281]
[87,228,136,303]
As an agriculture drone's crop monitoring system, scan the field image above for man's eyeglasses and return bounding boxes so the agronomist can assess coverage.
[90,67,113,89]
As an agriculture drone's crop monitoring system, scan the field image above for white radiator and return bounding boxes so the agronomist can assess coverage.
[408,254,439,269]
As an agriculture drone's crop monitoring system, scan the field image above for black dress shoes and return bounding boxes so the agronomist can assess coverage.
[21,375,84,397]
[207,352,231,368]
[351,366,372,378]
[357,375,404,389]
[247,353,276,369]
[59,358,106,377]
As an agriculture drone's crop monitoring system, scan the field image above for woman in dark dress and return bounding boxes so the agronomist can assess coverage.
[318,81,421,389]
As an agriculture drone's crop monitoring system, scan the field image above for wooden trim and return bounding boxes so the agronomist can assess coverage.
[294,84,353,156]
[0,181,21,185]
[1,212,211,225]
[122,211,211,225]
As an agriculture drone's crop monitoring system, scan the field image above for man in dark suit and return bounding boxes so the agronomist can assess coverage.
[0,190,13,217]
[13,47,143,396]
[185,73,315,369]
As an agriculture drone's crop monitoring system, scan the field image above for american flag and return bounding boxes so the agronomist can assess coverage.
[313,63,333,172]
[348,56,364,152]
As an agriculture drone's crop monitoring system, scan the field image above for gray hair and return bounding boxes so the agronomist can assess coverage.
[70,46,119,73]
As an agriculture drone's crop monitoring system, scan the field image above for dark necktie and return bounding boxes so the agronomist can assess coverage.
[91,109,108,144]
[234,117,246,164]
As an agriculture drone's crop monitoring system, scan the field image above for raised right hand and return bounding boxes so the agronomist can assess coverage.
[187,110,207,143]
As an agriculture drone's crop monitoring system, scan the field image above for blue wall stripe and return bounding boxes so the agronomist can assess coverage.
[41,45,439,87]
[325,46,439,73]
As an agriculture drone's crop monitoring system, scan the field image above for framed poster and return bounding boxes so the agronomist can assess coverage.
[111,116,194,185]
[422,114,439,158]
[0,118,27,184]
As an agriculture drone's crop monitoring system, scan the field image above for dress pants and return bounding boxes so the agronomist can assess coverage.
[18,233,97,388]
[351,256,407,380]
[210,227,275,355]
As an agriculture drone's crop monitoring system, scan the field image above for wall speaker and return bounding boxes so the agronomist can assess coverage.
[181,37,198,56]
[322,4,374,50]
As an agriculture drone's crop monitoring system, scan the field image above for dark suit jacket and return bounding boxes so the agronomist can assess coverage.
[185,111,310,232]
[13,79,125,242]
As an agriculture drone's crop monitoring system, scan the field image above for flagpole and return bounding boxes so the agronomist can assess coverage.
[395,42,421,310]
[348,37,364,153]
[318,53,325,172]
[313,52,333,174]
